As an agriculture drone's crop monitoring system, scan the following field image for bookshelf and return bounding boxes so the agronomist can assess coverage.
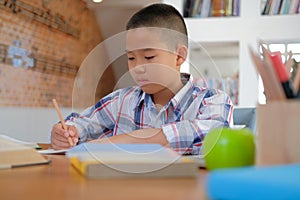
[261,0,300,15]
[183,0,240,18]
[163,0,300,106]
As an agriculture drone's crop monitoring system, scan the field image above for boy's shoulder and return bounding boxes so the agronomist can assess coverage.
[105,86,142,99]
[180,74,228,98]
[192,78,229,98]
[95,86,142,108]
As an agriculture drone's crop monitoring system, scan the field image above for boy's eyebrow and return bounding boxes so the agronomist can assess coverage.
[125,48,156,53]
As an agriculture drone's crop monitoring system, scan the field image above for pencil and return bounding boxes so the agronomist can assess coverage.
[293,62,300,95]
[249,46,285,101]
[52,99,74,146]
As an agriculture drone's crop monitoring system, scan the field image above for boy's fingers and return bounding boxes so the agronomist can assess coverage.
[53,130,68,143]
[68,130,75,137]
[51,140,70,150]
[54,123,75,138]
[67,126,79,146]
[53,123,65,135]
[73,137,79,144]
[51,135,69,150]
[68,126,78,135]
[51,123,79,149]
[63,131,70,138]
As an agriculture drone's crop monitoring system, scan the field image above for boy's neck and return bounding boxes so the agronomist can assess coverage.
[152,80,184,108]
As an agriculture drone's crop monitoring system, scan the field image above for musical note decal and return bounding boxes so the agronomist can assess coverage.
[0,0,80,38]
[0,42,78,77]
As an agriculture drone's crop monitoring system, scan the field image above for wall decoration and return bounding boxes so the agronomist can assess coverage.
[7,40,34,69]
[0,42,78,76]
[0,0,80,38]
[0,0,103,107]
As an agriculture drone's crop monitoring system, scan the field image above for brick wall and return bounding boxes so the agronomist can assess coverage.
[0,0,105,107]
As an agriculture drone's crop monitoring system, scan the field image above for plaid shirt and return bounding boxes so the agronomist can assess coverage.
[66,75,233,155]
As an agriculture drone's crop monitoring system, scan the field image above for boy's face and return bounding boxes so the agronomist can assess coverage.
[126,28,184,95]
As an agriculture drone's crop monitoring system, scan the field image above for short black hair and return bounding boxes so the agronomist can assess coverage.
[126,3,188,48]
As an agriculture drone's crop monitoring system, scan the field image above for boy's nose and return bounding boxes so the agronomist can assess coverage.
[133,64,146,74]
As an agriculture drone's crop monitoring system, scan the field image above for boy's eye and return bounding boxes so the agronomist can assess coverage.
[145,56,155,60]
[128,57,135,61]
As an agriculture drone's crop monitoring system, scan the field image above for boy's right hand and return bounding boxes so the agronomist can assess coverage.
[51,123,79,150]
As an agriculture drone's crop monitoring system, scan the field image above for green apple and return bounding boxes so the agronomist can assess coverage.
[202,127,255,170]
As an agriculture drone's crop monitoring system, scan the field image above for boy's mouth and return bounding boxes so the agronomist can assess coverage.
[137,79,150,86]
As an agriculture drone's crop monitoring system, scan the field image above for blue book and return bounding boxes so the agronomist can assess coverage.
[206,164,300,200]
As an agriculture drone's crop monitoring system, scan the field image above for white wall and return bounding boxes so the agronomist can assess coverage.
[189,42,239,78]
[0,107,73,143]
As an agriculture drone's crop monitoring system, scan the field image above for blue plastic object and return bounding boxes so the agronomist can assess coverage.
[206,164,300,200]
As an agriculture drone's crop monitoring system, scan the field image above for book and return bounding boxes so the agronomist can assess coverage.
[200,0,212,17]
[225,0,233,16]
[211,0,225,16]
[0,134,41,149]
[280,0,292,14]
[232,0,240,16]
[206,164,300,199]
[66,143,199,179]
[192,0,203,17]
[183,0,195,17]
[289,0,300,13]
[269,0,282,15]
[0,136,50,169]
[262,0,272,14]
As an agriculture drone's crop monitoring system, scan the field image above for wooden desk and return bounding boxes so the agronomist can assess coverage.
[0,148,208,200]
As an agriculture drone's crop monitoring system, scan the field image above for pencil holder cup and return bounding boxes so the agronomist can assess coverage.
[256,101,300,166]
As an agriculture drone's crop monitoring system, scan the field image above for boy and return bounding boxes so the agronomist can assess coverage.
[51,3,233,155]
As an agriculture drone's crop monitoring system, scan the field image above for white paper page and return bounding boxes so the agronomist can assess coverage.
[0,134,40,149]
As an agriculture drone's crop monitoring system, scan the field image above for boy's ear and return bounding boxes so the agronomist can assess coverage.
[176,45,188,66]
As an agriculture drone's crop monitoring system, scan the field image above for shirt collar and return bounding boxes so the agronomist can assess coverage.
[170,74,194,109]
[135,74,194,110]
[135,90,154,110]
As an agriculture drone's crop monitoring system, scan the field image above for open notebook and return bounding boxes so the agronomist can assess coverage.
[0,135,50,169]
[0,134,40,149]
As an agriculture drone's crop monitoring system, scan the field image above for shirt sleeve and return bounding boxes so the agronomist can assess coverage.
[162,90,233,155]
[65,91,121,142]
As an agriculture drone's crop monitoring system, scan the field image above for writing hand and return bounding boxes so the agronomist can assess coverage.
[51,123,79,150]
